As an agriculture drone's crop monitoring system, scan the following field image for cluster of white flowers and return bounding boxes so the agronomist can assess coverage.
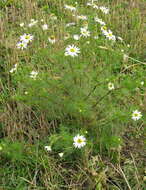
[99,6,109,14]
[16,33,34,50]
[30,71,38,80]
[44,134,86,156]
[87,1,109,14]
[28,19,38,27]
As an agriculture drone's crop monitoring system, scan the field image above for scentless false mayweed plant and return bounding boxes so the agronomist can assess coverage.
[0,0,146,189]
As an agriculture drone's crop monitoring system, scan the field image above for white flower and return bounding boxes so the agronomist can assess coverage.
[24,91,28,95]
[48,35,56,44]
[76,15,88,20]
[30,71,38,79]
[101,26,108,35]
[20,23,24,27]
[100,6,109,14]
[58,152,64,157]
[66,22,76,27]
[132,110,142,121]
[44,146,52,152]
[141,81,144,86]
[94,17,105,25]
[103,30,116,41]
[65,44,80,57]
[94,35,99,39]
[16,41,27,50]
[64,4,76,12]
[10,64,18,73]
[28,19,38,27]
[20,34,34,43]
[73,34,80,40]
[73,134,86,148]
[87,1,98,9]
[108,82,115,90]
[80,27,90,38]
[42,24,48,30]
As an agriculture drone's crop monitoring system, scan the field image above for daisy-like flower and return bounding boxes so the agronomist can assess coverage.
[48,35,56,44]
[104,30,116,41]
[101,26,108,35]
[76,15,88,20]
[58,152,64,157]
[64,4,76,12]
[94,17,105,25]
[30,71,38,80]
[80,27,90,38]
[20,33,34,43]
[132,110,142,121]
[100,6,109,14]
[108,82,115,90]
[73,34,80,40]
[16,41,27,50]
[73,134,86,148]
[42,24,48,30]
[65,44,80,57]
[44,146,52,152]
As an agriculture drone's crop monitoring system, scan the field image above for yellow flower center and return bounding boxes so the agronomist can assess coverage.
[70,48,75,52]
[25,36,30,39]
[50,36,55,40]
[102,26,107,30]
[77,138,83,144]
[108,33,113,36]
[134,113,138,117]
